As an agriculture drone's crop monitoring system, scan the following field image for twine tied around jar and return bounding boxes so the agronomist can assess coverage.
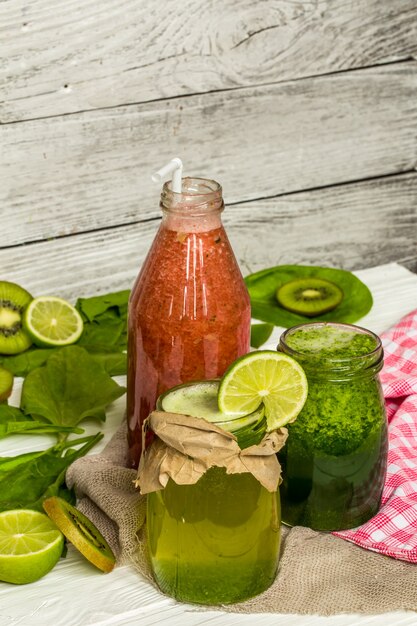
[135,411,288,494]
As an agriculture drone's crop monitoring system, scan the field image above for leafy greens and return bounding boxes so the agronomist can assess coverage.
[21,345,126,428]
[0,434,102,512]
[0,347,126,377]
[0,405,83,439]
[76,290,130,322]
[250,323,274,348]
[76,290,129,353]
[0,289,130,376]
[245,265,373,328]
[0,288,129,515]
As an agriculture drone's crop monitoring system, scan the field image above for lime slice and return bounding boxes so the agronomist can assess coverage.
[158,380,267,448]
[218,350,308,431]
[0,509,64,584]
[23,296,84,347]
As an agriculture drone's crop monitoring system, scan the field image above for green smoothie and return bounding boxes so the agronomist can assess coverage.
[278,323,387,531]
[147,381,280,605]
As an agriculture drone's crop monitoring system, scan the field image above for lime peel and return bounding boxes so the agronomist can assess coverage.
[218,350,308,432]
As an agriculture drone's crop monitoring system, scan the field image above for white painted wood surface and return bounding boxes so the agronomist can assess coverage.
[1,0,417,122]
[2,63,417,248]
[1,263,417,626]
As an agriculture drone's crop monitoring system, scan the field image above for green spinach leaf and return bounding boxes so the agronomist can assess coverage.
[76,290,130,322]
[0,349,57,377]
[0,405,83,439]
[76,291,129,354]
[250,323,274,348]
[77,310,126,351]
[0,346,126,377]
[21,345,126,428]
[0,433,102,512]
[89,351,127,376]
[245,265,373,328]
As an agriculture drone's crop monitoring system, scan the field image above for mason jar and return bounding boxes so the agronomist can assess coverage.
[278,322,388,531]
[146,380,281,605]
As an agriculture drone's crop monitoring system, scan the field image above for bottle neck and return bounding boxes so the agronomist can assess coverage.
[160,177,224,233]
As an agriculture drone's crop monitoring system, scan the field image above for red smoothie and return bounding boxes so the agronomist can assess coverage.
[127,178,251,468]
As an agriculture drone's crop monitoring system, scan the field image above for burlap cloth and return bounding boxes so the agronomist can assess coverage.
[66,420,417,616]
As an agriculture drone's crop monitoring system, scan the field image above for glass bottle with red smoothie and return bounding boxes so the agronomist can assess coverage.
[127,177,251,468]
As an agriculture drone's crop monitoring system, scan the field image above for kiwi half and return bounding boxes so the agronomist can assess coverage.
[276,277,343,317]
[0,367,13,402]
[43,497,116,573]
[0,281,33,355]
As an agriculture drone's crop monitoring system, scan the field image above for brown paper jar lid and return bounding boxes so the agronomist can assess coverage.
[135,411,287,494]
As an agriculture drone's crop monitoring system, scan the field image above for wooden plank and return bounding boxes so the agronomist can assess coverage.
[1,173,416,301]
[230,173,417,277]
[1,0,417,122]
[2,63,417,248]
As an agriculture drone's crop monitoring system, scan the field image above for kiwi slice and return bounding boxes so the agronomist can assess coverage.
[0,281,33,355]
[276,277,343,317]
[43,497,116,573]
[0,367,13,402]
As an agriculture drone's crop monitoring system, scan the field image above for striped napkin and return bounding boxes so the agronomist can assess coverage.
[335,309,417,562]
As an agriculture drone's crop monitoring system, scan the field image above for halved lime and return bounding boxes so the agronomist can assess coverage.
[23,296,84,347]
[218,350,308,431]
[0,509,64,584]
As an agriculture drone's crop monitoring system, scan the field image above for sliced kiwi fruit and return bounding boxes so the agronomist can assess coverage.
[43,497,116,573]
[0,281,33,355]
[276,277,343,317]
[0,367,13,402]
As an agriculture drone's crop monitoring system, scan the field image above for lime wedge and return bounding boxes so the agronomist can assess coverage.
[23,296,84,347]
[0,509,64,584]
[218,350,308,431]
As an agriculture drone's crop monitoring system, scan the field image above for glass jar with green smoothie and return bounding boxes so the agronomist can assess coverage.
[144,380,282,605]
[278,322,388,531]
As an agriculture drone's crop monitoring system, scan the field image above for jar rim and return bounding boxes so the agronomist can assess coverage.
[278,321,383,370]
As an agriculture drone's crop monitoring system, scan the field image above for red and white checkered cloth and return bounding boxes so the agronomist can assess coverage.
[334,309,417,562]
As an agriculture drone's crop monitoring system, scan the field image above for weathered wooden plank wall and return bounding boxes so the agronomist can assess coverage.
[2,63,417,246]
[1,0,417,296]
[1,0,416,121]
[0,172,415,302]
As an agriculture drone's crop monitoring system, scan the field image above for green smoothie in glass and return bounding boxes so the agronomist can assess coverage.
[278,322,388,531]
[146,381,281,605]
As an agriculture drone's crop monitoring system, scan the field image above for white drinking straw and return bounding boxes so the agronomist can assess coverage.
[152,158,183,193]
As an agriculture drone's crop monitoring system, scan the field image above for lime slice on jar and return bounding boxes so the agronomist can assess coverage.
[0,509,64,584]
[218,351,308,432]
[23,296,84,347]
[157,380,266,447]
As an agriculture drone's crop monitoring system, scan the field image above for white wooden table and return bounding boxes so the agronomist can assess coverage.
[1,262,417,626]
